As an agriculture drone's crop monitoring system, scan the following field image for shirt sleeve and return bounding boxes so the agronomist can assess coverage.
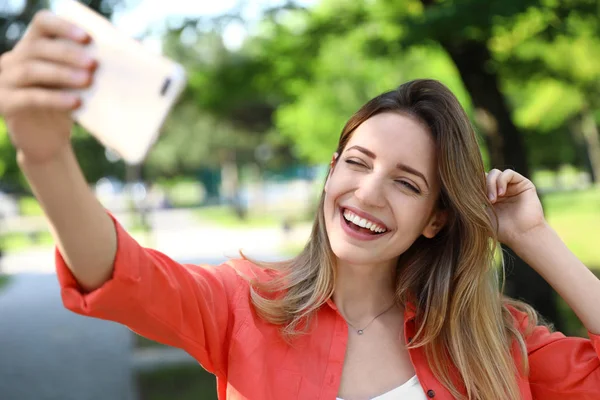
[511,308,600,399]
[55,212,245,376]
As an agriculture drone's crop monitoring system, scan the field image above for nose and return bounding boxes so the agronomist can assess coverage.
[354,174,386,208]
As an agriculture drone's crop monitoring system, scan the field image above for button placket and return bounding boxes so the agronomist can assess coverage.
[321,314,347,399]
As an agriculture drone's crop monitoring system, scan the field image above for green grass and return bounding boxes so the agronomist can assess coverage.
[137,365,217,400]
[0,275,10,291]
[0,231,54,251]
[544,187,600,268]
[281,242,305,257]
[194,205,311,228]
[533,166,586,191]
[158,179,206,208]
[18,197,44,216]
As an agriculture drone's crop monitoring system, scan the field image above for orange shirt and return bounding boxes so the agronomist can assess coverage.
[56,214,600,399]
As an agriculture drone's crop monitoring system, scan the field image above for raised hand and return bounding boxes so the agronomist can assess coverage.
[0,10,96,164]
[486,168,546,248]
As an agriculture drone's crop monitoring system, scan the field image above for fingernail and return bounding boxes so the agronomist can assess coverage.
[63,94,79,108]
[72,97,82,109]
[88,59,99,72]
[72,71,91,86]
[71,26,89,41]
[498,188,504,195]
[79,54,95,67]
[488,192,495,201]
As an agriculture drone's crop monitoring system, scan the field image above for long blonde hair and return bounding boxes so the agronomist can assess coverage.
[244,79,538,399]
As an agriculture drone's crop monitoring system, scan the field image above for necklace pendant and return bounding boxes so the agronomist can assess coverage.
[357,330,364,335]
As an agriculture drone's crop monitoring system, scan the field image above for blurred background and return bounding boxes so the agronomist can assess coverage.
[0,0,599,399]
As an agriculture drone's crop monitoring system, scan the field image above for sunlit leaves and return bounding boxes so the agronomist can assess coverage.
[275,28,469,163]
[509,79,584,131]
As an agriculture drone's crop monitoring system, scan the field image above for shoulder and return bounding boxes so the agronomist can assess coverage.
[506,304,533,333]
[173,258,278,311]
[222,258,281,283]
[505,303,548,337]
[189,258,274,280]
[202,258,281,297]
[505,303,568,353]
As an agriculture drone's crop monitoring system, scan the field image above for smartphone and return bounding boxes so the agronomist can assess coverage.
[50,0,187,165]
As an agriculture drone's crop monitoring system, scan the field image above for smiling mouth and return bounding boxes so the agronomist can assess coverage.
[341,208,389,235]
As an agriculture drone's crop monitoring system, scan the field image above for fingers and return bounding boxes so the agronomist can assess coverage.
[23,10,90,44]
[0,88,79,115]
[496,169,519,197]
[486,169,502,202]
[486,169,529,202]
[10,38,96,70]
[0,60,92,89]
[0,11,96,118]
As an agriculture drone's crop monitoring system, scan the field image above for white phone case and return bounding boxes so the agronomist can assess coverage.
[51,0,187,164]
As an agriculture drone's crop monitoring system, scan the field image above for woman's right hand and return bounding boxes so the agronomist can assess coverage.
[0,10,96,164]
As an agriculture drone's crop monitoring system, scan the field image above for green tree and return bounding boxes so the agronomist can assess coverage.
[153,27,298,214]
[275,32,474,164]
[496,7,600,181]
[195,0,600,327]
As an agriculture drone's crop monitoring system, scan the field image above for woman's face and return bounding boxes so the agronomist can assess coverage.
[324,112,445,267]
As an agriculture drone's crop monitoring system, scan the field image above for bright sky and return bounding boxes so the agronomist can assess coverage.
[113,0,254,36]
[111,0,315,51]
[4,0,315,52]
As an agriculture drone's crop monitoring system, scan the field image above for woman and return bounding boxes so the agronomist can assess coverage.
[1,11,599,400]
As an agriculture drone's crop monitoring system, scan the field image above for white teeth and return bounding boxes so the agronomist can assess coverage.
[343,209,387,233]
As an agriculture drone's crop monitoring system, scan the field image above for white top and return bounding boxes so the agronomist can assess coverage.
[336,375,427,400]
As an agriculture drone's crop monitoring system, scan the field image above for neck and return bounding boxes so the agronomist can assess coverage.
[332,258,398,325]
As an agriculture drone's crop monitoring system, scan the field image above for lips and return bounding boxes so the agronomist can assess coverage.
[341,205,390,231]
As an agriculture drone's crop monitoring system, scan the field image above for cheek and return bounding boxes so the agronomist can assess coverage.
[323,184,339,225]
[324,172,343,201]
[326,168,355,195]
[323,192,333,216]
[392,202,432,233]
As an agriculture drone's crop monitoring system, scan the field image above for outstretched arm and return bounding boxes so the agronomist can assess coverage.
[513,223,600,334]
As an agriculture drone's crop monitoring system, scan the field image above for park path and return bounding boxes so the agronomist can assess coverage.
[0,273,136,400]
[0,208,310,399]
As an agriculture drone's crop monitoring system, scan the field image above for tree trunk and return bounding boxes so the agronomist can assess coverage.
[219,150,246,219]
[440,39,563,329]
[581,110,600,184]
[125,162,150,231]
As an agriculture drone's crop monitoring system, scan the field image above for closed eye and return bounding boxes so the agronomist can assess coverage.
[397,180,420,194]
[345,159,367,168]
[346,159,419,193]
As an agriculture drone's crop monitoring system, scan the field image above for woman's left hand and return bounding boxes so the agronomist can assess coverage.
[486,169,546,248]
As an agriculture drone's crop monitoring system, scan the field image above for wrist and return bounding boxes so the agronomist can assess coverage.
[17,143,75,170]
[18,144,83,195]
[506,222,555,260]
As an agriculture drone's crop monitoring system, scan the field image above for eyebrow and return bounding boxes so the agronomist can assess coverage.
[346,145,430,189]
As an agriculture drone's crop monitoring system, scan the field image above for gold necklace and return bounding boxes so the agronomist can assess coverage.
[343,302,397,335]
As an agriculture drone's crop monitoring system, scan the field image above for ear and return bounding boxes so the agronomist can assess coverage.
[422,209,448,239]
[324,152,339,193]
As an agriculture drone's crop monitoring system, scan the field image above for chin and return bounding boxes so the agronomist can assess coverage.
[329,239,387,266]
